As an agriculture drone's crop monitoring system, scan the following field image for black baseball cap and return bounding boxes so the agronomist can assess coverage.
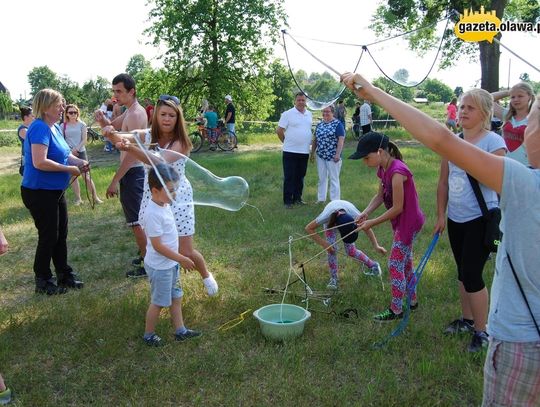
[348,132,389,160]
[335,213,358,244]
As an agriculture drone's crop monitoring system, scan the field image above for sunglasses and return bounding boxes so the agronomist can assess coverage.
[67,111,78,115]
[159,95,180,105]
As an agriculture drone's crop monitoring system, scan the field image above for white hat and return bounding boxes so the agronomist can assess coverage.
[225,95,232,101]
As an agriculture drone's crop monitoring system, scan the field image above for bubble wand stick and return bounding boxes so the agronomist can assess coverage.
[282,29,362,89]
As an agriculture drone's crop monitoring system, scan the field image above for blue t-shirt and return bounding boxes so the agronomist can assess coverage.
[204,111,218,129]
[22,119,71,190]
[314,119,345,161]
[488,159,540,342]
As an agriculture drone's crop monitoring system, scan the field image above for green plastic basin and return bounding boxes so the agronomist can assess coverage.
[253,304,311,341]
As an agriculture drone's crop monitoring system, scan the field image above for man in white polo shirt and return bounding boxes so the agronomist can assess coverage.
[276,92,313,209]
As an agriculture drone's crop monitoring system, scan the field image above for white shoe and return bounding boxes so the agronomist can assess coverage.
[326,277,338,290]
[364,262,382,277]
[203,273,218,296]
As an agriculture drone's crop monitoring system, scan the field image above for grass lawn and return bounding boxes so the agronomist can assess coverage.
[0,135,493,406]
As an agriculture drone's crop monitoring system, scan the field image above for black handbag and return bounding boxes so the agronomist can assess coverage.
[465,173,502,252]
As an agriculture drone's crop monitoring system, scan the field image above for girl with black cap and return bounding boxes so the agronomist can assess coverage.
[305,199,386,290]
[349,131,425,322]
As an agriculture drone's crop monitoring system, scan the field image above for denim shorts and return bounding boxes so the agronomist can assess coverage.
[145,264,183,307]
[119,166,144,226]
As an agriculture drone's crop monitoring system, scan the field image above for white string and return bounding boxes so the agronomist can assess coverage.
[493,37,540,74]
[130,132,175,202]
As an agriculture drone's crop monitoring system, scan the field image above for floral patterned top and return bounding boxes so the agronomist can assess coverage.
[314,119,345,161]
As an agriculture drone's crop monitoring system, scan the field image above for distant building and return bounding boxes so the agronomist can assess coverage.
[413,97,428,104]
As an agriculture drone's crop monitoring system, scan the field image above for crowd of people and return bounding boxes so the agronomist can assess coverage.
[2,69,539,405]
[274,75,539,405]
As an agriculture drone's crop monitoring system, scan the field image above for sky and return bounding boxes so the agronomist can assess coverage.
[1,0,538,101]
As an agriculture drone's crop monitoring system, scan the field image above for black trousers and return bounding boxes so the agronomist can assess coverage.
[282,151,309,205]
[21,187,73,283]
[362,124,372,135]
[447,216,491,293]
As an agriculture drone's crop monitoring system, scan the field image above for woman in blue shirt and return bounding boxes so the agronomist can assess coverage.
[310,105,345,203]
[21,89,87,295]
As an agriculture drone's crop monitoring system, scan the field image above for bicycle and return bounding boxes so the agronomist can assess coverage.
[190,119,237,153]
[86,121,104,143]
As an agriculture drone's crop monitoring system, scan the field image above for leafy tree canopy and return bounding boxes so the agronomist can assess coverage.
[371,0,540,91]
[145,0,286,119]
[126,54,153,82]
[28,66,59,97]
[419,78,454,102]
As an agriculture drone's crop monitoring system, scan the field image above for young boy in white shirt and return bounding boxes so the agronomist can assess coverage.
[142,163,201,346]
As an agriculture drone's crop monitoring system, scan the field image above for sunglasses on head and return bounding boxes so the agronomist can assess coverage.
[67,111,78,115]
[159,95,180,105]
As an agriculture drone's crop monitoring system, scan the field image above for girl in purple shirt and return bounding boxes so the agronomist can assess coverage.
[349,132,425,321]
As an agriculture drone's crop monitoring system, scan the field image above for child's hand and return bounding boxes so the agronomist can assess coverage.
[325,244,336,255]
[178,255,195,271]
[374,245,387,255]
[433,217,446,234]
[358,219,375,231]
[356,213,367,225]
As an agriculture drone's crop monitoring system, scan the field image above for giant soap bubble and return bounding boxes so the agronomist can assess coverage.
[128,137,249,211]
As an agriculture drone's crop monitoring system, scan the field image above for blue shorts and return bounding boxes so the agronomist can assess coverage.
[119,166,144,226]
[145,264,183,307]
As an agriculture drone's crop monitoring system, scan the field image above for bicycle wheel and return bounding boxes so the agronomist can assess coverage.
[190,131,203,153]
[87,127,101,143]
[217,130,236,151]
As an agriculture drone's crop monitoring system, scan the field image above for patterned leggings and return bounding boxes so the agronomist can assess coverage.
[325,229,375,279]
[388,231,417,314]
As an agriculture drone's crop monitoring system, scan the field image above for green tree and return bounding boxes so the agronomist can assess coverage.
[28,66,60,97]
[0,92,14,119]
[304,72,342,104]
[393,68,410,84]
[58,76,83,107]
[268,60,297,121]
[126,54,153,82]
[373,76,414,103]
[371,0,540,92]
[145,0,286,119]
[81,76,112,111]
[420,78,454,102]
[519,72,530,82]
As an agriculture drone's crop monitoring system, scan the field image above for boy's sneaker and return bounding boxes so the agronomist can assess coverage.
[373,308,403,322]
[143,333,163,347]
[126,267,147,278]
[444,318,475,335]
[203,273,218,296]
[410,302,419,311]
[468,331,489,353]
[326,277,338,290]
[364,262,382,277]
[0,387,12,405]
[131,256,144,267]
[175,329,202,342]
